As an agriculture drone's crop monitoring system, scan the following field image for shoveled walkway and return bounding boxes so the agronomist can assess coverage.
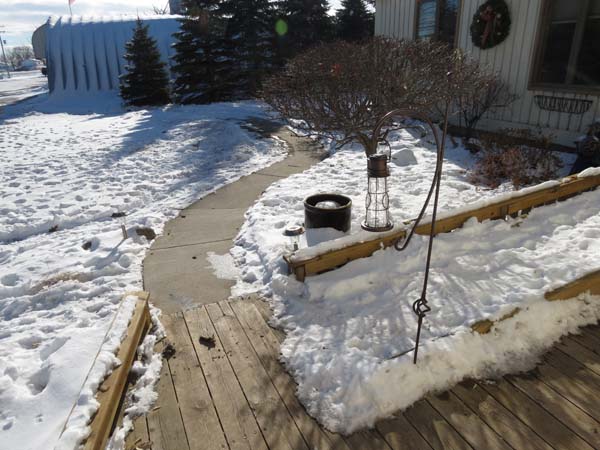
[142,119,325,314]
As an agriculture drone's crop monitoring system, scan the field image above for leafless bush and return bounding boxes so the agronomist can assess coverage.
[456,74,517,142]
[262,37,487,156]
[5,46,34,70]
[470,129,562,189]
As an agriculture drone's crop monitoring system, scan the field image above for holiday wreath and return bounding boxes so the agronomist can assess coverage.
[470,0,511,50]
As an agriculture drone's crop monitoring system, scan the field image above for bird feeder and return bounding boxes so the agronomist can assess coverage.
[362,154,393,232]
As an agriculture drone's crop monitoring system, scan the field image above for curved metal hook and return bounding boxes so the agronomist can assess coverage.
[372,107,451,364]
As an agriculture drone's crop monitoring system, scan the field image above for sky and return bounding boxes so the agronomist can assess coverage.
[2,0,343,47]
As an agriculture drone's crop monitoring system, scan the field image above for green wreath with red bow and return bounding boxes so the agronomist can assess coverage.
[470,0,511,50]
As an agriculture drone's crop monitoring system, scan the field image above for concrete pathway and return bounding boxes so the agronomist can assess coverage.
[143,119,326,314]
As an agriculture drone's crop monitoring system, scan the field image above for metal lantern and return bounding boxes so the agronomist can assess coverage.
[362,154,393,232]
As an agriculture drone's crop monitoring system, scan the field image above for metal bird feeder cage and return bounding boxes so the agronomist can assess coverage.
[362,154,393,232]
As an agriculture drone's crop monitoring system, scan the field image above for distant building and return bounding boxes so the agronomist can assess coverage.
[32,23,47,61]
[45,15,181,94]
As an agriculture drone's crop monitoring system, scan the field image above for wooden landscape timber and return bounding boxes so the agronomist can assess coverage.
[470,269,600,334]
[545,269,600,301]
[286,173,600,281]
[83,291,152,450]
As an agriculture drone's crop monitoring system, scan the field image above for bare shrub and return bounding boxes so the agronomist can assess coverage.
[470,129,562,189]
[456,74,517,142]
[262,37,486,156]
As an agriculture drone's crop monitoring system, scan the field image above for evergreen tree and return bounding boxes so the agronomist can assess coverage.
[221,0,277,97]
[277,0,334,58]
[336,0,374,42]
[172,0,231,103]
[120,19,171,106]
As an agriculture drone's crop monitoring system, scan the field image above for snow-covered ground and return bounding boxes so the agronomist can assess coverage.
[0,71,48,106]
[232,127,600,434]
[0,95,286,450]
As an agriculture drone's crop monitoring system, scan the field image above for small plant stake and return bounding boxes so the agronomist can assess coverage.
[118,213,128,240]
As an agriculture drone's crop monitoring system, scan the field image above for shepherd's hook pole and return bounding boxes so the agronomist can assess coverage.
[373,105,450,364]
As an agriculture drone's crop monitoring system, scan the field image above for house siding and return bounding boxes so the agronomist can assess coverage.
[375,0,600,147]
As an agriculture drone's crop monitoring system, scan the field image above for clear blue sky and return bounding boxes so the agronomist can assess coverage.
[2,0,343,47]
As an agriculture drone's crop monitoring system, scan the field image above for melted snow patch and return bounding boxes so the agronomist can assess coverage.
[206,252,240,280]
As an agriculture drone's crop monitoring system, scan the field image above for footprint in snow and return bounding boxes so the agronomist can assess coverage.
[1,273,20,287]
[27,365,51,395]
[40,336,69,361]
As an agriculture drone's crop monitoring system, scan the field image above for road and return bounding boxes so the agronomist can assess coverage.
[0,70,48,107]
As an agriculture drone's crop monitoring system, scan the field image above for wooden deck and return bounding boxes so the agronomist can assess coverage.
[125,297,600,450]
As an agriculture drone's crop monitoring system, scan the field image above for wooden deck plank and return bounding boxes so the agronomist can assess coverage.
[161,313,228,450]
[556,336,600,376]
[344,429,393,450]
[146,341,190,450]
[480,377,596,450]
[376,414,435,450]
[505,372,600,448]
[230,300,351,450]
[539,350,600,421]
[569,329,600,352]
[427,392,512,450]
[403,399,474,450]
[451,380,553,450]
[427,392,511,450]
[246,295,286,343]
[206,301,309,450]
[184,307,268,450]
[125,416,151,450]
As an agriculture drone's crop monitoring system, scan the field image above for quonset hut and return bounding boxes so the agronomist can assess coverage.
[46,15,181,94]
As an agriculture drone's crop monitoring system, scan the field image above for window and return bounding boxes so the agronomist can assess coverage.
[415,0,460,46]
[532,0,600,89]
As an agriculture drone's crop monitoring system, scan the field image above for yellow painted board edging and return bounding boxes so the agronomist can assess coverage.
[544,270,600,301]
[287,174,600,281]
[83,293,152,450]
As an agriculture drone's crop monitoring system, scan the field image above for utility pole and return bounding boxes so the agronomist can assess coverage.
[0,27,10,78]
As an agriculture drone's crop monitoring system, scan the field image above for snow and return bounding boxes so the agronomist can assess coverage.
[0,95,286,450]
[0,71,48,105]
[578,166,600,178]
[232,127,599,434]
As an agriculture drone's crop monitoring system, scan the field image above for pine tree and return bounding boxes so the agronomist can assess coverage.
[172,0,231,103]
[120,19,171,106]
[336,0,374,42]
[221,0,277,97]
[277,0,334,58]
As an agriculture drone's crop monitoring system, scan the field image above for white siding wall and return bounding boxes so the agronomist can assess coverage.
[375,0,600,147]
